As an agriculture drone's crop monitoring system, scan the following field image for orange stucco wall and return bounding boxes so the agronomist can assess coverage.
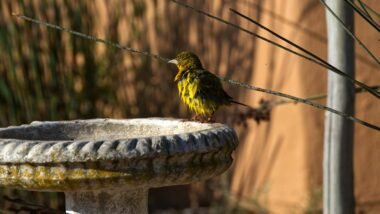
[230,0,380,213]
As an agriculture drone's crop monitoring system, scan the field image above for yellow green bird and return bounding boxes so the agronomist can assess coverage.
[169,51,248,122]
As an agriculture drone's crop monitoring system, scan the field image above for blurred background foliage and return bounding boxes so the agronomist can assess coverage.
[1,0,379,213]
[0,0,175,125]
[0,0,256,213]
[0,0,257,127]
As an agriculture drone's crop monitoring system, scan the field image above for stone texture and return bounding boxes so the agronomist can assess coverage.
[0,118,237,191]
[0,118,238,213]
[65,188,148,214]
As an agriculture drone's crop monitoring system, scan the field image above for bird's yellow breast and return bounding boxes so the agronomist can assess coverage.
[177,73,218,117]
[171,51,234,120]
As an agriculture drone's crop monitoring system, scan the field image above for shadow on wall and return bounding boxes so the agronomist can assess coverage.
[0,0,261,212]
[0,0,260,126]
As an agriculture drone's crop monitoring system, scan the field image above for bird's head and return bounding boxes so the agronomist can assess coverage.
[168,51,203,71]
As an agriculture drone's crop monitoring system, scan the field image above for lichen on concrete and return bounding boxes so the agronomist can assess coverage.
[0,118,238,213]
[0,119,238,190]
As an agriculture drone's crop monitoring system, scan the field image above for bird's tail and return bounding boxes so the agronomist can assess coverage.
[230,100,250,107]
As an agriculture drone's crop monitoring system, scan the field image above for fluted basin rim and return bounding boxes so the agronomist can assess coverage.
[0,118,238,164]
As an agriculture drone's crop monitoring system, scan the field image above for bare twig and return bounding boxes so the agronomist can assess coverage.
[272,85,380,105]
[13,13,380,131]
[344,0,380,31]
[170,0,380,100]
[357,0,380,19]
[228,8,380,99]
[357,0,374,22]
[169,1,334,71]
[317,0,380,65]
[220,77,380,131]
[11,13,171,63]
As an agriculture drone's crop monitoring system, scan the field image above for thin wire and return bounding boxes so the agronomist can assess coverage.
[357,0,374,22]
[13,13,380,131]
[318,0,380,65]
[274,85,380,105]
[11,13,171,63]
[357,0,380,19]
[169,1,332,70]
[229,8,380,99]
[344,0,380,31]
[219,77,380,131]
[171,0,380,100]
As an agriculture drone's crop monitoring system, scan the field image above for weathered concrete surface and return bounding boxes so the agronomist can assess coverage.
[65,188,148,214]
[0,118,238,213]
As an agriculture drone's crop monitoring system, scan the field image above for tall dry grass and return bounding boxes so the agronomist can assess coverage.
[0,0,261,126]
[0,0,261,212]
[5,0,377,212]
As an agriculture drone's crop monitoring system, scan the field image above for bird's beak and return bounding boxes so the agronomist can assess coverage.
[168,59,178,65]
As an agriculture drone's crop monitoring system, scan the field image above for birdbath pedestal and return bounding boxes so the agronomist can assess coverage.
[0,118,238,213]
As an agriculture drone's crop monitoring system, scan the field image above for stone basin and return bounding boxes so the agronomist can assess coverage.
[0,118,238,213]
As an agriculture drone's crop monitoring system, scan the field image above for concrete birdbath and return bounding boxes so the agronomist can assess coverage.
[0,118,238,213]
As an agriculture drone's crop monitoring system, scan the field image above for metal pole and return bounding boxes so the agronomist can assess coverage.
[323,0,355,213]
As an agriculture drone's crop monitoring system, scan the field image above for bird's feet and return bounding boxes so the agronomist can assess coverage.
[206,117,215,123]
[189,114,215,123]
[190,114,201,121]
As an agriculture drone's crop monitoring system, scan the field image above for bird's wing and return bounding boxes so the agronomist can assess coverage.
[195,69,233,103]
